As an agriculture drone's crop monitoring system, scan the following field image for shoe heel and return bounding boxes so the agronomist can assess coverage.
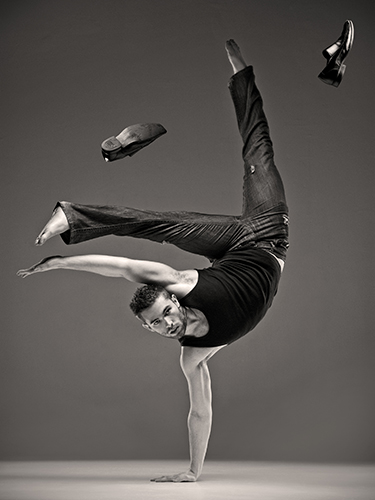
[101,136,122,153]
[318,64,346,87]
[332,64,346,87]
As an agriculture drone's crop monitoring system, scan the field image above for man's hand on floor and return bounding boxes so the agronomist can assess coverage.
[151,469,198,482]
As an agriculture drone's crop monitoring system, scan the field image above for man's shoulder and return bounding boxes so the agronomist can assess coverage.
[177,269,199,284]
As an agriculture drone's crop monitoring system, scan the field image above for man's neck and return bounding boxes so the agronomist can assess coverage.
[184,307,209,338]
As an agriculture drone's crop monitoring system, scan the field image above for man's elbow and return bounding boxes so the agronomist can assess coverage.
[189,407,212,421]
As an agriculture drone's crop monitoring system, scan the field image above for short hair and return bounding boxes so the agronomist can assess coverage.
[129,284,170,317]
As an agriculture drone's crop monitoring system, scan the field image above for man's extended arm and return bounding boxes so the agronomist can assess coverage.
[17,254,188,287]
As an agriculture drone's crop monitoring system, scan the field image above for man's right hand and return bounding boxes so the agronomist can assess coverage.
[17,256,61,278]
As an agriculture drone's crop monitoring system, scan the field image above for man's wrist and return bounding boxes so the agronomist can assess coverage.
[188,467,200,478]
[49,255,63,270]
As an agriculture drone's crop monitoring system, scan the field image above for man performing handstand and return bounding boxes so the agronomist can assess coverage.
[17,40,289,482]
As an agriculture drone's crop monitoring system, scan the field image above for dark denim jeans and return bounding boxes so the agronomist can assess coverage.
[58,66,289,261]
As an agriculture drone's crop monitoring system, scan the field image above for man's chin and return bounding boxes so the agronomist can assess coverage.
[171,326,185,340]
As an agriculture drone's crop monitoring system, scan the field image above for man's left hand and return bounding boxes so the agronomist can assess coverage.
[151,470,198,482]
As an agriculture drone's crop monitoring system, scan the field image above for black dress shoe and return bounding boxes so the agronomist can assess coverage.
[101,123,167,162]
[318,20,354,87]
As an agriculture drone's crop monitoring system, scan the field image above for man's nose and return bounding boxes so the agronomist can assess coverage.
[166,319,174,329]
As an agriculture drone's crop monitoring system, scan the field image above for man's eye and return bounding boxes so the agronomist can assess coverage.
[153,320,160,326]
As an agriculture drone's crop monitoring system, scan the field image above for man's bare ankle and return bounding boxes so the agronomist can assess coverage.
[225,39,247,74]
[35,206,69,246]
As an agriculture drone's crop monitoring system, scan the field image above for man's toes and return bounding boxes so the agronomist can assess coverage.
[35,235,43,246]
[35,230,48,246]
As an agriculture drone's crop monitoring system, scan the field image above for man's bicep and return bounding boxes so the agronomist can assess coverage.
[124,259,191,286]
[180,346,224,414]
[181,360,212,415]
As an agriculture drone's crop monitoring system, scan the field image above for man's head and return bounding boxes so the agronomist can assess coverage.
[129,285,187,340]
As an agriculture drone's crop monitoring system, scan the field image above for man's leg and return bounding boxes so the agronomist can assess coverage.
[35,201,248,260]
[226,40,287,218]
[226,40,289,259]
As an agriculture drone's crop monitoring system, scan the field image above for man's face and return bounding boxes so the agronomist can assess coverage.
[140,293,187,340]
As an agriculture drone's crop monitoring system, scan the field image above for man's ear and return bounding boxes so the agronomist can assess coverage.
[141,322,153,331]
[136,314,152,332]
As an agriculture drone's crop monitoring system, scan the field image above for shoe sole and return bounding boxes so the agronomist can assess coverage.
[102,137,162,161]
[345,20,354,53]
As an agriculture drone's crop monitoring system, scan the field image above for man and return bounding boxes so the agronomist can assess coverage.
[17,40,289,482]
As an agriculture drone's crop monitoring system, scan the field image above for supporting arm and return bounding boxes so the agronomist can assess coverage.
[151,345,224,482]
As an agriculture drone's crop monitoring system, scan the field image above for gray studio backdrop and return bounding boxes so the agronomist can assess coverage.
[1,0,374,462]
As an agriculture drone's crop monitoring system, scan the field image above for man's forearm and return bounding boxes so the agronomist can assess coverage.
[187,410,212,479]
[51,255,129,278]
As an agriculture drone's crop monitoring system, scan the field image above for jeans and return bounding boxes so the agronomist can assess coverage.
[58,66,289,261]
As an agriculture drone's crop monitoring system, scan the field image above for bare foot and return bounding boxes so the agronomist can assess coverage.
[225,39,247,74]
[35,206,69,246]
[17,256,61,278]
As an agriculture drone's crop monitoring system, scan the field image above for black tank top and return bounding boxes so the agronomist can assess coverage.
[179,247,281,348]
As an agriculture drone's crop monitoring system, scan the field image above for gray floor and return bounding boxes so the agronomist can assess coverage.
[0,461,374,500]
